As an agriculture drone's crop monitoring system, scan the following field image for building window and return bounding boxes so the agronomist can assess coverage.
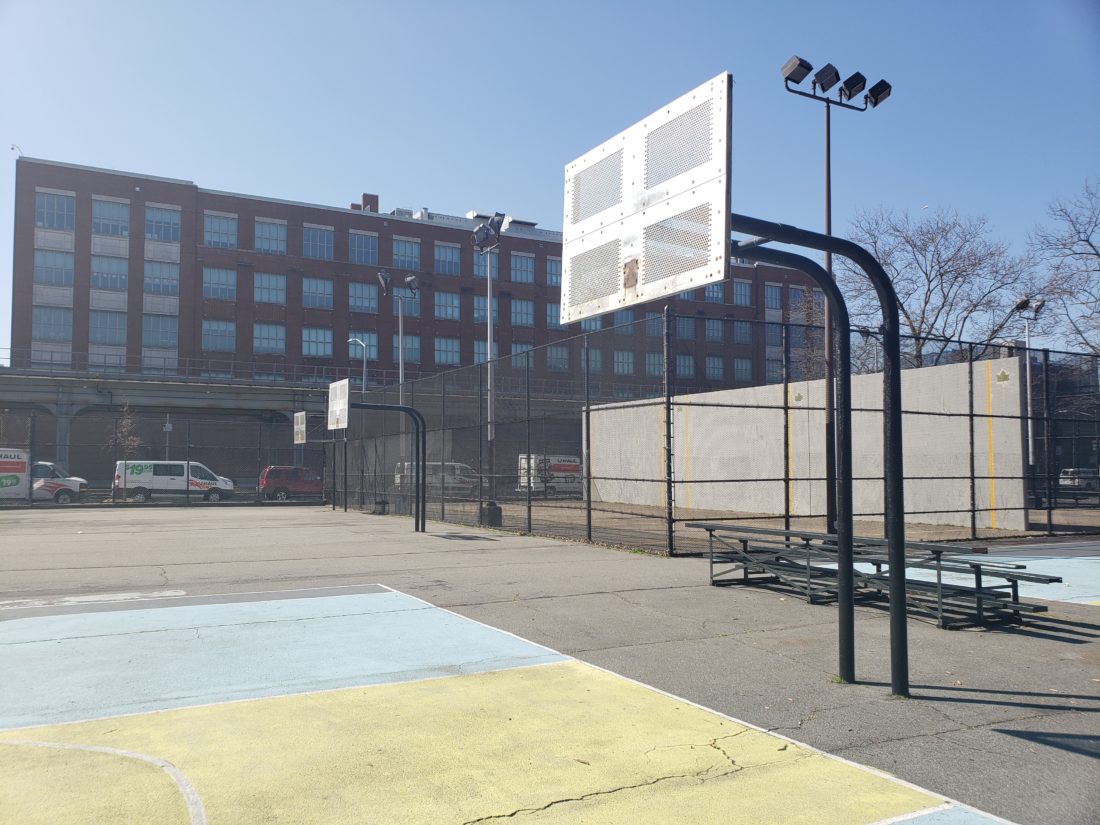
[303,225,334,260]
[765,284,782,310]
[586,348,602,373]
[546,344,568,372]
[705,318,724,342]
[143,261,179,296]
[392,237,420,270]
[645,312,662,337]
[202,268,237,301]
[35,192,75,230]
[93,200,129,236]
[473,340,498,363]
[704,283,724,303]
[675,354,695,378]
[676,316,695,340]
[302,327,333,358]
[142,313,178,348]
[766,357,784,383]
[473,295,498,324]
[348,281,378,314]
[766,322,783,347]
[733,320,752,345]
[511,298,534,327]
[546,257,561,286]
[392,334,421,363]
[679,290,695,300]
[31,306,72,342]
[33,250,74,286]
[203,213,237,248]
[789,286,806,315]
[391,286,419,317]
[645,351,663,377]
[253,323,286,354]
[434,291,460,321]
[91,256,128,291]
[202,319,236,351]
[435,336,461,365]
[613,309,634,333]
[581,317,601,332]
[613,350,634,375]
[434,243,460,275]
[255,219,287,254]
[89,310,126,345]
[254,272,286,305]
[473,249,498,279]
[349,231,378,265]
[733,279,751,307]
[510,253,534,283]
[705,356,724,380]
[546,303,561,329]
[145,206,180,242]
[303,277,333,310]
[348,331,378,361]
[734,358,752,382]
[510,343,533,368]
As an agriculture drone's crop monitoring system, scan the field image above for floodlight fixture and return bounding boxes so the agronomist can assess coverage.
[814,63,840,93]
[1033,298,1046,315]
[404,274,419,294]
[1013,296,1031,313]
[840,72,866,101]
[867,79,892,108]
[377,270,391,294]
[781,55,813,85]
[472,211,511,253]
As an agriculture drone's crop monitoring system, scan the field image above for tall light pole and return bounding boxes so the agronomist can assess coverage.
[377,270,418,409]
[1013,297,1045,472]
[472,212,510,524]
[347,337,369,397]
[782,55,891,534]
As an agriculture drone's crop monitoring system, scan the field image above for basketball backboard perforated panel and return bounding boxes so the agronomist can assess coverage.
[561,72,732,323]
[294,411,307,444]
[327,380,349,431]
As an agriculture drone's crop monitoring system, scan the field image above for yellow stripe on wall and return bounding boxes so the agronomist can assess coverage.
[986,361,996,529]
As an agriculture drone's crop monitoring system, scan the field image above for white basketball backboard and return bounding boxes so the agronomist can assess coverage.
[293,411,307,445]
[327,380,349,431]
[561,72,732,323]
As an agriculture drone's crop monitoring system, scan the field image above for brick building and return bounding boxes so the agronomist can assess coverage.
[11,157,823,390]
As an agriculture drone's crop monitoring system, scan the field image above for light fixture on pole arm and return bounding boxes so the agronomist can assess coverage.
[347,337,369,397]
[471,211,511,526]
[782,53,892,537]
[377,270,418,407]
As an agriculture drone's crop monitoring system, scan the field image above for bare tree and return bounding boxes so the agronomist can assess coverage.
[107,403,144,459]
[1030,179,1100,355]
[838,208,1039,365]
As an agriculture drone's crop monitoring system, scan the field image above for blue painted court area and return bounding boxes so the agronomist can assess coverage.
[885,555,1100,605]
[0,587,566,729]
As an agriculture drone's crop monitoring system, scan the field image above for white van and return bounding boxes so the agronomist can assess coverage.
[516,454,582,496]
[394,462,479,498]
[113,460,235,502]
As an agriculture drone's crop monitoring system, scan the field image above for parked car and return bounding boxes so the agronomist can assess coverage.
[1058,468,1099,492]
[113,460,235,502]
[259,466,323,501]
[394,462,479,498]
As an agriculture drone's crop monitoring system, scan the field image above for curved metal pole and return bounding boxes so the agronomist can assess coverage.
[735,245,855,684]
[351,402,427,533]
[730,212,908,697]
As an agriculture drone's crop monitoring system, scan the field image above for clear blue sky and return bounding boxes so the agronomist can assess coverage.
[2,0,1098,351]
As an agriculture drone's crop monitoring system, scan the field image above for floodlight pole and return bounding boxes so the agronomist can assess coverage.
[348,338,368,397]
[485,249,495,501]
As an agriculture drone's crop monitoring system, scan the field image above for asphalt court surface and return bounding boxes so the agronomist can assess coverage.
[1,584,1015,824]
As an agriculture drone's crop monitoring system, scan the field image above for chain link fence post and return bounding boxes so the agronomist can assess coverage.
[663,306,675,555]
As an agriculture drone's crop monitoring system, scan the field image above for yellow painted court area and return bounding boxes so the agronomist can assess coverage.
[0,660,939,824]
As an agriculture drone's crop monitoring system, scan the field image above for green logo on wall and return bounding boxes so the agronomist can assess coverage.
[0,474,21,489]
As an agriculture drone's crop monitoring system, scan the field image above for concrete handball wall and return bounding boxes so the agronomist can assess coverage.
[589,356,1027,530]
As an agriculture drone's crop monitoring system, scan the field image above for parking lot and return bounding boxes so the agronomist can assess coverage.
[1,507,1097,824]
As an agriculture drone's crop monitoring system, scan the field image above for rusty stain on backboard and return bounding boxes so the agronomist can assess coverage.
[622,256,639,300]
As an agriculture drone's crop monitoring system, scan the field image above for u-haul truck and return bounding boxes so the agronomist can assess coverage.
[516,454,583,497]
[0,449,87,504]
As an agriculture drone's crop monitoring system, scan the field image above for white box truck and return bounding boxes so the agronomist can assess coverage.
[0,450,88,504]
[516,454,582,497]
[113,460,235,502]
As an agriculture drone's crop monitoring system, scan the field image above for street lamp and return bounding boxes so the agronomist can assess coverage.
[782,54,892,535]
[347,337,369,397]
[377,270,418,408]
[1013,297,1046,472]
[471,211,511,524]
